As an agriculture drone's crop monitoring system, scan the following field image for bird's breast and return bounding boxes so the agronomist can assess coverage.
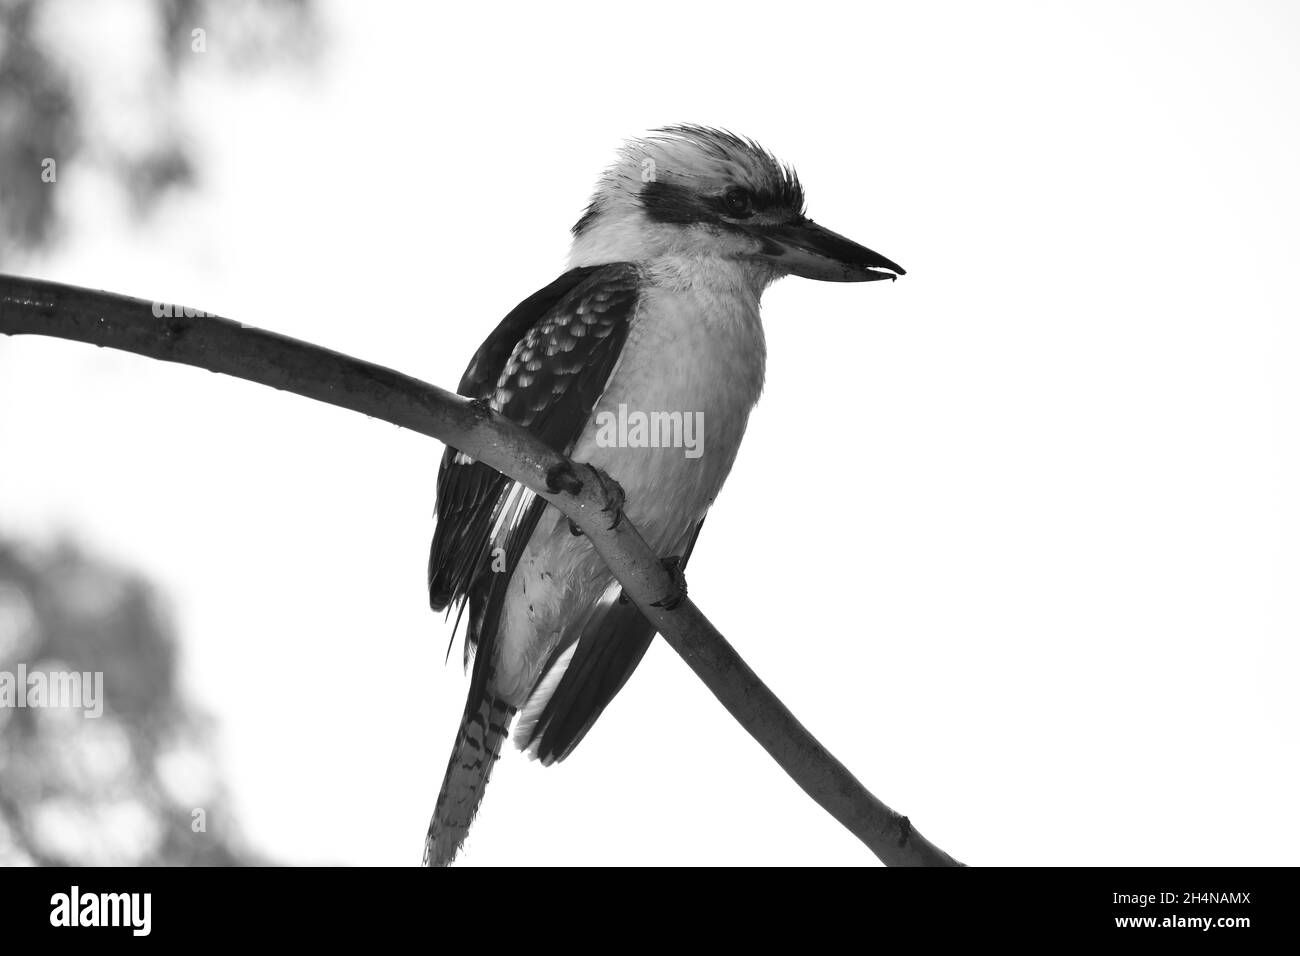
[569,273,767,551]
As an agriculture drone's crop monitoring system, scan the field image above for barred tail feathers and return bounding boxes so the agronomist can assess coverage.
[423,691,516,867]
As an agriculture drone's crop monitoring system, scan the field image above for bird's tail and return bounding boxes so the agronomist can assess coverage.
[423,689,516,866]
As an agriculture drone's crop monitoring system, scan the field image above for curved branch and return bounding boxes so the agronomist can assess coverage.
[0,273,962,867]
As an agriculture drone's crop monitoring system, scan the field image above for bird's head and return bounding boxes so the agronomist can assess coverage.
[569,125,904,285]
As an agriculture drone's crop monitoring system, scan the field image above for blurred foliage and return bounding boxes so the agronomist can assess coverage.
[0,536,268,865]
[0,0,319,864]
[0,0,318,865]
[0,0,319,266]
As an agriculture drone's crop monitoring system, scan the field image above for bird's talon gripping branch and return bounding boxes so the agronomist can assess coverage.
[650,554,688,611]
[545,460,583,495]
[581,464,626,531]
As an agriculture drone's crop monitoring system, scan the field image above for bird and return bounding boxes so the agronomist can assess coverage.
[424,125,904,865]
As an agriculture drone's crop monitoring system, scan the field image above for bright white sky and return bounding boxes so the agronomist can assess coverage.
[2,0,1298,865]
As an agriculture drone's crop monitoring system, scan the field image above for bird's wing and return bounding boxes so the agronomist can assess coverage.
[518,517,707,765]
[427,262,641,667]
[428,263,637,612]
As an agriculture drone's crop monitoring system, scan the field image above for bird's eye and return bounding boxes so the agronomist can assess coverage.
[722,187,753,217]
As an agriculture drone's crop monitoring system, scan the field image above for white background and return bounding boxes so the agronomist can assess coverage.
[1,0,1297,865]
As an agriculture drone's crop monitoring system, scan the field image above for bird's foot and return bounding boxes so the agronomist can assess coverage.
[650,555,688,611]
[545,460,583,495]
[619,556,687,608]
[549,462,588,536]
[587,465,626,531]
[550,461,625,534]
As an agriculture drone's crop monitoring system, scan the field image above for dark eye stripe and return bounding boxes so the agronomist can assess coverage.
[637,176,806,228]
[639,180,709,224]
[639,180,801,227]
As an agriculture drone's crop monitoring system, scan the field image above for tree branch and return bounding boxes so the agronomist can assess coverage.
[0,273,962,867]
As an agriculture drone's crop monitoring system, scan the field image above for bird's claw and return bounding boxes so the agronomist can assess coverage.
[650,555,688,611]
[553,462,623,533]
[587,466,626,531]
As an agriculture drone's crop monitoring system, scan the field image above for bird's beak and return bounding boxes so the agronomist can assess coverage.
[747,217,905,282]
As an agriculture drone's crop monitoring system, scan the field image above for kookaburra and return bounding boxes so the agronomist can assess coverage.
[425,126,904,865]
